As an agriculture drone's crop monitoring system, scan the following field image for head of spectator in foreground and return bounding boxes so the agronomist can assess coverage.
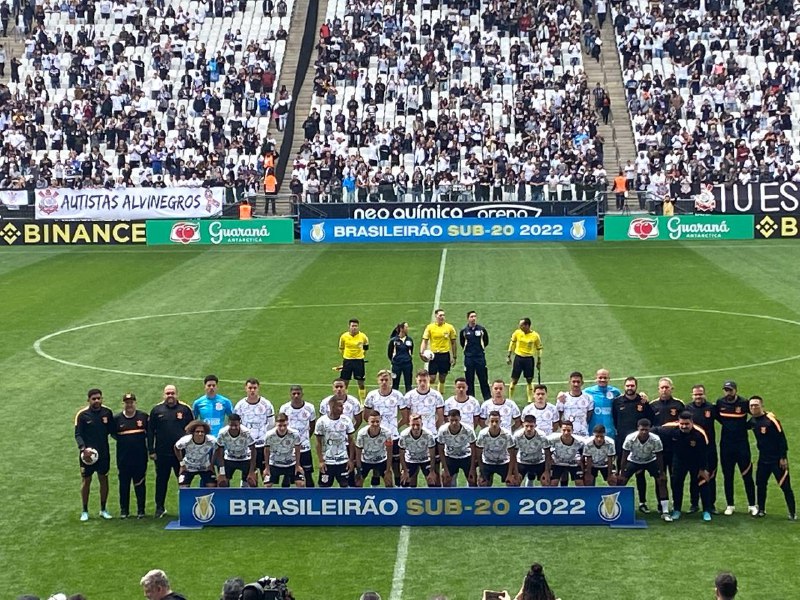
[519,563,556,600]
[221,577,245,600]
[359,593,381,600]
[140,569,173,600]
[715,573,737,600]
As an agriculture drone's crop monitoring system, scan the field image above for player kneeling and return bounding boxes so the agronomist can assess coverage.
[355,413,394,487]
[214,414,258,488]
[399,414,437,487]
[263,414,306,487]
[583,425,617,486]
[547,421,585,486]
[512,415,552,486]
[175,420,217,488]
[476,411,517,487]
[618,419,672,522]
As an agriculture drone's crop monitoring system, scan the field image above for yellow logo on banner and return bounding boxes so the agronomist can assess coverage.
[192,493,216,523]
[570,220,586,240]
[0,222,21,245]
[598,491,622,522]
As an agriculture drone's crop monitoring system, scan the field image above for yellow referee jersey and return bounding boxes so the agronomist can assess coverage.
[422,322,457,353]
[339,331,369,359]
[508,329,543,357]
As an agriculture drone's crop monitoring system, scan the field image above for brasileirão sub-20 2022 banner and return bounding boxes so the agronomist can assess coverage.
[176,487,640,528]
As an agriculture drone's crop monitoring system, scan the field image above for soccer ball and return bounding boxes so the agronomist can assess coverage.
[81,448,99,465]
[422,349,435,361]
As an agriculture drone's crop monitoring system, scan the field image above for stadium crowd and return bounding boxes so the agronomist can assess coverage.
[611,0,800,199]
[289,0,610,203]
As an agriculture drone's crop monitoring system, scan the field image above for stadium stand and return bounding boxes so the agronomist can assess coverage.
[289,0,610,204]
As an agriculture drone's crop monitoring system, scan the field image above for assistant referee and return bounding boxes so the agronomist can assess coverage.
[506,318,543,403]
[339,318,369,403]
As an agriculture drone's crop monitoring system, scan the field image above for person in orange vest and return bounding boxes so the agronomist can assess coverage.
[613,170,627,211]
[239,200,252,220]
[264,169,278,215]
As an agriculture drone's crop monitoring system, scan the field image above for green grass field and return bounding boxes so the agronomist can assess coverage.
[3,240,800,600]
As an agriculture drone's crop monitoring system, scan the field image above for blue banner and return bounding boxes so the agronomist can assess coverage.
[178,486,637,527]
[300,217,597,244]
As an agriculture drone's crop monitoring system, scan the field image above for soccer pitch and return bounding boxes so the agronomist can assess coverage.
[3,240,800,600]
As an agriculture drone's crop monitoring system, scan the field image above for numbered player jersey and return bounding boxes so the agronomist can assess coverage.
[444,396,482,427]
[404,387,444,433]
[215,425,256,461]
[547,434,584,467]
[263,427,303,467]
[314,415,355,465]
[175,434,216,472]
[364,389,407,439]
[480,398,521,430]
[399,428,436,463]
[436,423,477,459]
[234,397,275,446]
[476,428,516,465]
[278,401,317,452]
[582,437,616,467]
[355,426,393,463]
[513,429,551,465]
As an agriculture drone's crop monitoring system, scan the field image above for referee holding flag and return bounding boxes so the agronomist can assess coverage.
[460,310,490,401]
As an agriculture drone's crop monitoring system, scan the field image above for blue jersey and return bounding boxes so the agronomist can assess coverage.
[585,384,621,438]
[192,394,233,436]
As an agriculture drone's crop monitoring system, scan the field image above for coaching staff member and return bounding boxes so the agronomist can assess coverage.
[421,308,458,396]
[748,395,796,519]
[612,377,654,512]
[716,380,757,516]
[686,384,718,513]
[113,393,149,519]
[388,322,414,392]
[75,388,115,521]
[339,318,369,403]
[460,310,490,401]
[148,384,194,518]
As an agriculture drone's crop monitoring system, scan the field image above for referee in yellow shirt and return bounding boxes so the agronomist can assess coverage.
[420,308,458,395]
[339,319,369,403]
[506,318,543,403]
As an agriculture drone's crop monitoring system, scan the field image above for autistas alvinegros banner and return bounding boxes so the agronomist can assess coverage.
[34,187,224,221]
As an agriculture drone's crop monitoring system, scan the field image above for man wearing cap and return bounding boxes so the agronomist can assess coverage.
[716,380,758,516]
[113,393,149,519]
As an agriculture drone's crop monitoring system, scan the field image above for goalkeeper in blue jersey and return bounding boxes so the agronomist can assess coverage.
[585,369,622,439]
[191,374,233,437]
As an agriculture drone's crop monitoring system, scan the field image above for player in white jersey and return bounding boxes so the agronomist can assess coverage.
[213,414,257,487]
[521,385,561,433]
[175,420,217,487]
[263,413,305,487]
[619,418,672,520]
[319,378,363,429]
[437,409,477,487]
[476,411,517,486]
[479,380,521,431]
[398,414,437,487]
[402,369,445,435]
[278,385,317,486]
[234,378,275,484]
[513,414,552,486]
[444,377,482,429]
[547,421,585,486]
[364,370,407,484]
[556,372,594,437]
[582,424,617,486]
[355,412,394,487]
[314,396,355,487]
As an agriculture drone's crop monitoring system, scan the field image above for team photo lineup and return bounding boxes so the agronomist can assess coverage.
[76,309,796,524]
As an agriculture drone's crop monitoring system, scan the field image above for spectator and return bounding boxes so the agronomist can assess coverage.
[715,573,737,600]
[140,569,187,600]
[221,577,245,600]
[514,563,558,600]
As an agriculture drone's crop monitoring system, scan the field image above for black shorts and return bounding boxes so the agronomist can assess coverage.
[518,462,546,481]
[445,456,472,478]
[267,464,303,486]
[392,439,401,461]
[319,462,350,487]
[552,465,582,481]
[254,446,265,472]
[624,460,661,479]
[179,470,217,486]
[481,462,509,484]
[511,355,534,380]
[591,466,611,481]
[299,449,314,473]
[427,352,451,376]
[80,452,110,478]
[224,459,251,481]
[406,461,432,478]
[341,358,366,381]
[360,460,388,478]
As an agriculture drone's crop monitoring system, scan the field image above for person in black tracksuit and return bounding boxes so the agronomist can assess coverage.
[459,310,490,401]
[388,322,415,392]
[75,388,115,519]
[685,384,718,512]
[147,385,194,517]
[650,378,685,495]
[716,380,757,514]
[113,393,149,518]
[653,412,713,519]
[612,377,655,511]
[748,395,796,519]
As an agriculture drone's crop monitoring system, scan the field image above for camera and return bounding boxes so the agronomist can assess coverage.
[241,576,293,600]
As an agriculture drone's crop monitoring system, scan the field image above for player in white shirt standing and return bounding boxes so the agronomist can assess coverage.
[556,372,594,438]
[314,397,355,487]
[444,377,482,429]
[234,378,275,485]
[513,415,552,486]
[278,385,317,486]
[547,421,585,486]
[364,369,407,484]
[398,414,437,487]
[175,420,217,488]
[355,412,394,487]
[319,378,364,429]
[582,424,617,486]
[437,409,478,487]
[618,419,672,521]
[479,380,521,432]
[521,384,561,433]
[476,411,517,486]
[213,414,257,487]
[403,369,445,436]
[263,413,305,487]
